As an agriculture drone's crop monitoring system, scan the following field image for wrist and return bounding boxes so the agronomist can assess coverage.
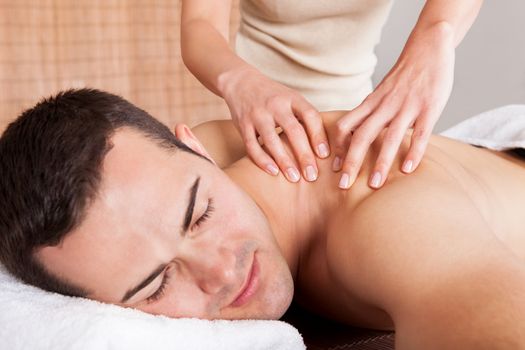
[398,20,455,66]
[409,20,455,49]
[217,65,257,100]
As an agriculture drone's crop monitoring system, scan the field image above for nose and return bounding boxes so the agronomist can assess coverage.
[183,246,238,294]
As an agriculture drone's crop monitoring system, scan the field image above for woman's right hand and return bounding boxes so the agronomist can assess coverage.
[181,0,328,182]
[219,67,330,182]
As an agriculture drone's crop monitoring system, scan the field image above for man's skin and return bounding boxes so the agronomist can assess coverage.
[36,111,525,348]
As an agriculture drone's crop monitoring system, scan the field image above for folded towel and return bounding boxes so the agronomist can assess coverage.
[440,105,525,150]
[0,265,305,350]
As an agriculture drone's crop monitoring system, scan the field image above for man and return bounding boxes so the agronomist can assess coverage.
[1,89,525,349]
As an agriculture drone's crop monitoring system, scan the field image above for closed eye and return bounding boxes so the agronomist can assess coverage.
[193,197,214,229]
[146,270,170,303]
[145,198,215,304]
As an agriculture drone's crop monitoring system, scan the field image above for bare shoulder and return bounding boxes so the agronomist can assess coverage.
[191,120,246,168]
[189,111,345,168]
[326,161,521,313]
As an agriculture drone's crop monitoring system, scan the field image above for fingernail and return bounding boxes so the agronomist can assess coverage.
[339,173,350,189]
[402,160,413,173]
[305,165,317,182]
[370,171,382,188]
[286,167,300,182]
[332,156,342,171]
[266,164,279,176]
[317,143,330,158]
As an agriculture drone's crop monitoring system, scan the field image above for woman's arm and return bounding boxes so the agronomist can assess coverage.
[180,0,328,182]
[333,0,483,190]
[181,0,246,97]
[413,0,483,47]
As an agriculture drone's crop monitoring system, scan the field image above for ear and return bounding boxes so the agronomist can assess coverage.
[174,124,216,164]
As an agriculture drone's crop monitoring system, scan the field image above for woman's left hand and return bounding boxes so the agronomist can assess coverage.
[333,22,456,190]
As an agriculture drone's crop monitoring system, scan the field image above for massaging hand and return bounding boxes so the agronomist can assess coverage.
[333,23,455,189]
[221,66,330,182]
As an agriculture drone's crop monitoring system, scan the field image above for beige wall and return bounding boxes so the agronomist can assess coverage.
[0,0,239,131]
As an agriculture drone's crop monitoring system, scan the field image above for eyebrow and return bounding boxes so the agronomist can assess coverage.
[121,264,166,303]
[181,176,201,236]
[120,176,201,303]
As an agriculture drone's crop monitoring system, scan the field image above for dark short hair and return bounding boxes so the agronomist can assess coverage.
[0,88,199,297]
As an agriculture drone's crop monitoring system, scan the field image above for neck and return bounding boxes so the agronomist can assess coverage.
[224,156,341,282]
[220,110,370,282]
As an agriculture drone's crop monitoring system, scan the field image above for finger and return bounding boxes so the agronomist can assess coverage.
[369,110,415,189]
[257,120,302,183]
[240,124,280,177]
[276,113,319,182]
[291,98,330,159]
[338,109,391,190]
[332,97,378,171]
[403,113,434,174]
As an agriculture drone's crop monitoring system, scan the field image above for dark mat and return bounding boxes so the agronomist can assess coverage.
[281,302,395,350]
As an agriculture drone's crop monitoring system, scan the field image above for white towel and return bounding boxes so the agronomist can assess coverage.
[0,265,305,350]
[440,105,525,150]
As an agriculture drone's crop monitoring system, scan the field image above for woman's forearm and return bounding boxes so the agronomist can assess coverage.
[180,2,254,98]
[411,0,483,47]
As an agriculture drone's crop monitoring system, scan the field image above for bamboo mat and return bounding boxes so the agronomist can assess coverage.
[0,0,239,131]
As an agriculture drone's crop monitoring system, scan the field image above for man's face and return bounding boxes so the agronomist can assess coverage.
[36,127,294,320]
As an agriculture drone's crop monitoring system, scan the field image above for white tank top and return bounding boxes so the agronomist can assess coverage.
[236,0,393,111]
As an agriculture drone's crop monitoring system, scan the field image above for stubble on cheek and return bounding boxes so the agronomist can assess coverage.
[209,240,259,316]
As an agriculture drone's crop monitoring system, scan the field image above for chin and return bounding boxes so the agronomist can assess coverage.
[229,269,295,321]
[260,271,295,320]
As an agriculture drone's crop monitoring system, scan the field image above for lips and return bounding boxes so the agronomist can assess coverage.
[230,253,259,308]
